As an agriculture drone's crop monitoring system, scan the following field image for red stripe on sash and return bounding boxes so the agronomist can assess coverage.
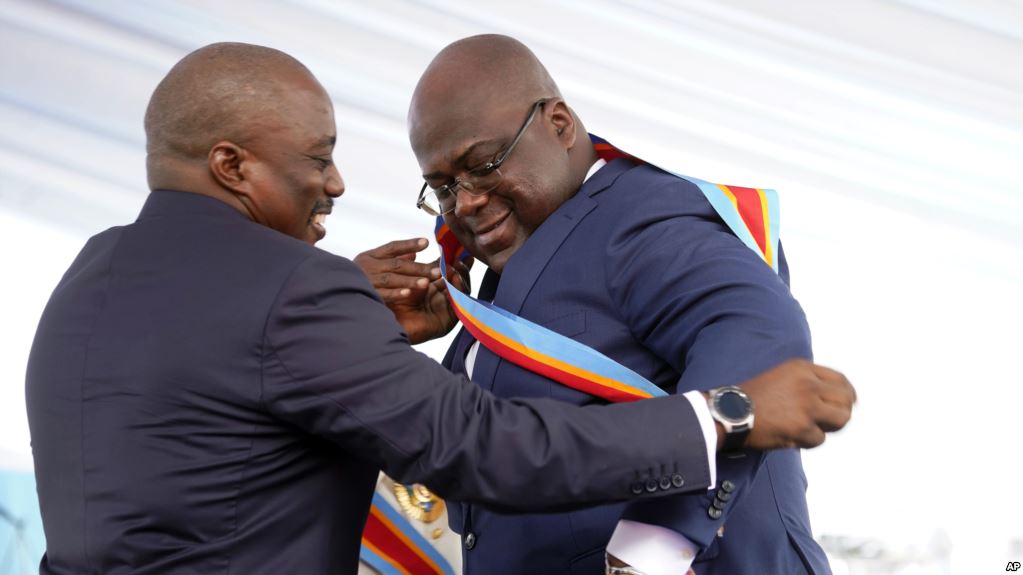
[435,223,465,265]
[450,298,649,403]
[362,504,442,575]
[722,185,768,256]
[593,142,639,164]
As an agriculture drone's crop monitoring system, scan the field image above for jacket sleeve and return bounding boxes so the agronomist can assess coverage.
[259,251,714,513]
[606,176,812,551]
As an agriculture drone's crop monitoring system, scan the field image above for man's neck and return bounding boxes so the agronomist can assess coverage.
[148,161,255,223]
[571,136,600,189]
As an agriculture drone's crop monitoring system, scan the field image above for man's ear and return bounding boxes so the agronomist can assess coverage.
[548,99,577,149]
[208,141,253,197]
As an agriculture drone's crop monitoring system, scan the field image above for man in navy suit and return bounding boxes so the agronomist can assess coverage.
[25,43,854,575]
[366,35,838,574]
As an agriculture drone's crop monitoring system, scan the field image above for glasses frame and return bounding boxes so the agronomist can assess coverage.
[416,98,550,216]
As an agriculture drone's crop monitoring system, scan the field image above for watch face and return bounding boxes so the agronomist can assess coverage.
[715,389,752,422]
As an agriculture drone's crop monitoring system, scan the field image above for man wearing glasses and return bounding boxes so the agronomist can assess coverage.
[359,35,834,574]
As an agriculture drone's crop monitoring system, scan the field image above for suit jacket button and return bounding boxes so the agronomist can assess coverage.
[645,479,659,493]
[720,480,735,493]
[712,498,727,510]
[716,490,732,501]
[464,532,477,550]
[630,481,645,495]
[671,473,685,488]
[708,507,723,519]
[659,476,672,490]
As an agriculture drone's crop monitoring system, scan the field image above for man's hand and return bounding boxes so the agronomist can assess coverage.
[353,238,471,344]
[734,359,856,450]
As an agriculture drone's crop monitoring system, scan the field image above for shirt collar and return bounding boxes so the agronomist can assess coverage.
[583,158,608,183]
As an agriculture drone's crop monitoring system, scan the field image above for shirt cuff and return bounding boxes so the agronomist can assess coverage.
[682,390,716,489]
[606,519,699,575]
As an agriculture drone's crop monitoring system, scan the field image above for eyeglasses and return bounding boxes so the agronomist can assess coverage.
[416,98,549,216]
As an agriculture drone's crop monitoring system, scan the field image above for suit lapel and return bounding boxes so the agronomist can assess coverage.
[469,159,634,393]
[494,158,633,314]
[447,326,474,375]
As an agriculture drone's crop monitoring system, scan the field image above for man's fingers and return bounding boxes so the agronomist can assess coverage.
[812,399,852,432]
[446,257,473,293]
[372,273,431,290]
[386,257,441,279]
[798,424,826,449]
[448,261,471,293]
[375,287,414,304]
[368,237,430,258]
[810,362,859,403]
[810,364,857,404]
[817,383,856,414]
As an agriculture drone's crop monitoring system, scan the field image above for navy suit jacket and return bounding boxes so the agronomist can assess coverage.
[444,159,829,574]
[25,190,719,574]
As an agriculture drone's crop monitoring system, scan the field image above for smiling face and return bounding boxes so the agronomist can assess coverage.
[408,33,605,274]
[145,43,346,245]
[411,97,579,272]
[238,72,345,245]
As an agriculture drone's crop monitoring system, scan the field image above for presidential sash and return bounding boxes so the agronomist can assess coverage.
[590,135,779,271]
[435,217,469,266]
[360,491,455,575]
[435,135,781,403]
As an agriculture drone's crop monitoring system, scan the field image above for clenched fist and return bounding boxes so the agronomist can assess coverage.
[732,359,856,450]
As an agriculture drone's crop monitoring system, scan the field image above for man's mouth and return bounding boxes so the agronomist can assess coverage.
[309,204,332,242]
[472,211,511,248]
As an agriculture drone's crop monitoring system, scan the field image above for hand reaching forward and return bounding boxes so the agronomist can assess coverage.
[353,238,472,344]
[735,359,857,450]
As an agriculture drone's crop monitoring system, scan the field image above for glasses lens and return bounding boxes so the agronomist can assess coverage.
[417,188,441,215]
[435,186,458,214]
[463,167,502,196]
[418,166,505,216]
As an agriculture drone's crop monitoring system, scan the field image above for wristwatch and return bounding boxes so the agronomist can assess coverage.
[707,385,754,452]
[605,556,647,575]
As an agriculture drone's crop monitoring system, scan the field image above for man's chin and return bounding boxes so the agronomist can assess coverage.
[306,222,327,245]
[461,228,523,273]
[476,244,518,274]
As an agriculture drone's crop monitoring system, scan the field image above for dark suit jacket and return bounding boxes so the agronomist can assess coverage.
[24,190,717,574]
[444,159,828,574]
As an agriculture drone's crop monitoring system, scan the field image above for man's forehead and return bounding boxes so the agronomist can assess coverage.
[412,111,515,175]
[413,94,518,144]
[410,75,525,168]
[280,85,335,134]
[246,107,334,157]
[308,133,336,149]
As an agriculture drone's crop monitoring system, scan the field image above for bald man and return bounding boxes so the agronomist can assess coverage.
[26,42,853,575]
[363,35,836,574]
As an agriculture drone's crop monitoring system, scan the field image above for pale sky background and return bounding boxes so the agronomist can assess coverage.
[1,1,1021,573]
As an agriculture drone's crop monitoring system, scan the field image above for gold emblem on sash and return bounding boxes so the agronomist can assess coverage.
[392,482,445,523]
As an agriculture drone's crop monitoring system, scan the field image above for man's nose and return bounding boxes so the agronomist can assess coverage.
[326,165,345,198]
[452,184,488,218]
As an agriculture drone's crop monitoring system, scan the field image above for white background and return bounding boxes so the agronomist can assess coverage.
[1,1,1021,573]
